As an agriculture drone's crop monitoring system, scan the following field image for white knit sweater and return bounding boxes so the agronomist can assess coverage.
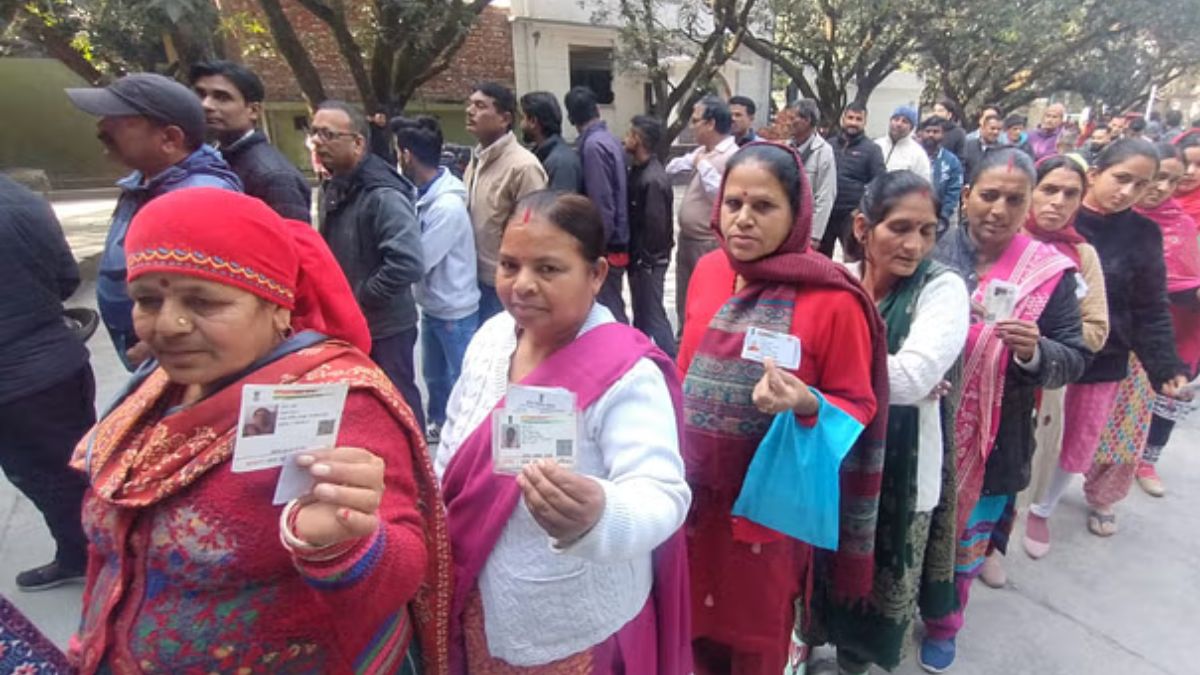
[435,303,690,665]
[846,262,969,511]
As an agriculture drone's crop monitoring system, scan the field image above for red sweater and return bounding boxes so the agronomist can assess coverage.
[678,251,877,426]
[73,392,427,674]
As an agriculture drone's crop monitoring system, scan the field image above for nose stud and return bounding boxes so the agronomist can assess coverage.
[177,316,191,329]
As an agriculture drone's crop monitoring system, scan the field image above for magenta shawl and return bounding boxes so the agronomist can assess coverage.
[441,323,691,675]
[953,234,1074,535]
[1137,198,1200,370]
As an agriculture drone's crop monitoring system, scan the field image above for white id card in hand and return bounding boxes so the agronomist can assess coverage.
[983,280,1018,324]
[492,410,578,475]
[741,326,802,370]
[232,383,348,504]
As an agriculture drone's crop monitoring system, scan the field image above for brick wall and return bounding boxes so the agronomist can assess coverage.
[220,1,514,107]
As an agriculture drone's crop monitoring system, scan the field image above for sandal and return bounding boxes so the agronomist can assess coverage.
[1087,509,1118,537]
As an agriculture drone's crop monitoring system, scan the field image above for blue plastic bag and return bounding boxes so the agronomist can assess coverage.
[731,391,864,550]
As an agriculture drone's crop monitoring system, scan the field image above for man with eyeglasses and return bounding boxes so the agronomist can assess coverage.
[311,100,427,432]
[65,72,242,370]
[666,95,737,329]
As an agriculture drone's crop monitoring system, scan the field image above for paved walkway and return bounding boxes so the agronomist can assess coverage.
[2,195,1193,673]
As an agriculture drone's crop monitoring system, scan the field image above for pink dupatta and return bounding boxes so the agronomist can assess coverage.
[1138,198,1200,370]
[954,234,1075,535]
[441,323,691,675]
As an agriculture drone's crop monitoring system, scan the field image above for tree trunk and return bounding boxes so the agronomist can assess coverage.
[256,0,326,107]
[17,10,109,85]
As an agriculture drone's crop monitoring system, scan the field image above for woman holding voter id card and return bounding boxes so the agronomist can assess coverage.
[831,170,970,673]
[68,189,451,675]
[435,191,692,674]
[677,142,888,675]
[920,148,1089,670]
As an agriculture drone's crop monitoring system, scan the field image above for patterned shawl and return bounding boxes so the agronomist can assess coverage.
[1138,198,1200,370]
[71,336,451,675]
[934,229,1074,536]
[688,141,890,602]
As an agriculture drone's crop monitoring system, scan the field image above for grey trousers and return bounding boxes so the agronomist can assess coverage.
[674,234,720,330]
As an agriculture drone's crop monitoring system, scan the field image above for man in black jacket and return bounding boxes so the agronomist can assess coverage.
[824,103,886,256]
[623,115,676,358]
[519,91,583,193]
[0,176,96,590]
[190,61,311,222]
[312,100,426,431]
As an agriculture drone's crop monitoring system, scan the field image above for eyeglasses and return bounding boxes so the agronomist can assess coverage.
[307,127,359,142]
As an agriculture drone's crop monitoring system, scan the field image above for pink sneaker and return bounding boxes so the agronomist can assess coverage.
[1136,463,1166,497]
[1023,512,1051,559]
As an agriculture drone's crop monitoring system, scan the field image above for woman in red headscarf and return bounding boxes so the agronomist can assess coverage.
[678,142,887,674]
[68,189,450,675]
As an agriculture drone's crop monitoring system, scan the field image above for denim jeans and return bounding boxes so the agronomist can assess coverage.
[478,282,505,323]
[422,312,479,426]
[628,259,677,359]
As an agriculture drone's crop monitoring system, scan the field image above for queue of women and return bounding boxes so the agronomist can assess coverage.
[37,129,1200,675]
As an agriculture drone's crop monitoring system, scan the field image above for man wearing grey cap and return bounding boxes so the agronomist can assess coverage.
[67,73,242,370]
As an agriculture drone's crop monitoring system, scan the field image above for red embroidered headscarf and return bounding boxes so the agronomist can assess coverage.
[125,188,371,353]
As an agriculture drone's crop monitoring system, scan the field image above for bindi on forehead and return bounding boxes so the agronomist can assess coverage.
[158,277,171,289]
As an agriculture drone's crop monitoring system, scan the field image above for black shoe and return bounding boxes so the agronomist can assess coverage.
[16,561,85,591]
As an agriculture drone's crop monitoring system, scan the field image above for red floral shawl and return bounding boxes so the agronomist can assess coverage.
[1137,198,1200,370]
[71,337,452,675]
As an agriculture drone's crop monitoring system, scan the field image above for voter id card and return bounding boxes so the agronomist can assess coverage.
[983,280,1018,324]
[741,326,802,370]
[232,383,348,504]
[492,385,578,475]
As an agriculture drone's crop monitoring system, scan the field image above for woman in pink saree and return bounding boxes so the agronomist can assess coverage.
[920,148,1090,671]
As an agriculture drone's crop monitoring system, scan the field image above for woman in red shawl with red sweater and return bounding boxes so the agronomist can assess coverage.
[679,142,887,674]
[68,189,451,675]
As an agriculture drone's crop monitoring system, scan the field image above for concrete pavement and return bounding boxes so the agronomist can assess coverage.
[2,196,1195,673]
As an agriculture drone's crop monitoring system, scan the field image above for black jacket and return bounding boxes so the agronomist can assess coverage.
[942,122,967,161]
[961,139,1001,185]
[0,176,90,404]
[831,132,886,213]
[223,131,312,222]
[319,154,423,338]
[1075,206,1187,387]
[628,156,674,264]
[934,227,1090,495]
[534,135,583,193]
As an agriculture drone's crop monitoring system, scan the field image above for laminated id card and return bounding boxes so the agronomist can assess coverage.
[983,280,1018,324]
[741,326,802,370]
[492,385,578,474]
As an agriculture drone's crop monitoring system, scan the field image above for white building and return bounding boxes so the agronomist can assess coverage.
[507,0,773,141]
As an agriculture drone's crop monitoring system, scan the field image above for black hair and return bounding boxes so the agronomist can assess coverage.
[980,113,1002,127]
[472,82,517,126]
[1092,138,1160,173]
[980,103,1004,118]
[1154,141,1183,163]
[792,99,820,125]
[919,116,949,131]
[519,91,563,138]
[1003,114,1026,130]
[725,143,803,217]
[188,60,265,103]
[843,170,938,261]
[1035,154,1088,189]
[1129,117,1148,133]
[564,86,600,127]
[315,100,369,138]
[936,98,961,121]
[729,95,757,116]
[844,102,868,115]
[1165,110,1183,128]
[629,115,663,151]
[696,95,733,134]
[970,146,1036,184]
[506,191,605,261]
[392,116,443,167]
[1093,124,1111,134]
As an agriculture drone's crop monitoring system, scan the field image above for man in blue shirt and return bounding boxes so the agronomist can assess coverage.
[67,73,241,369]
[920,117,963,238]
